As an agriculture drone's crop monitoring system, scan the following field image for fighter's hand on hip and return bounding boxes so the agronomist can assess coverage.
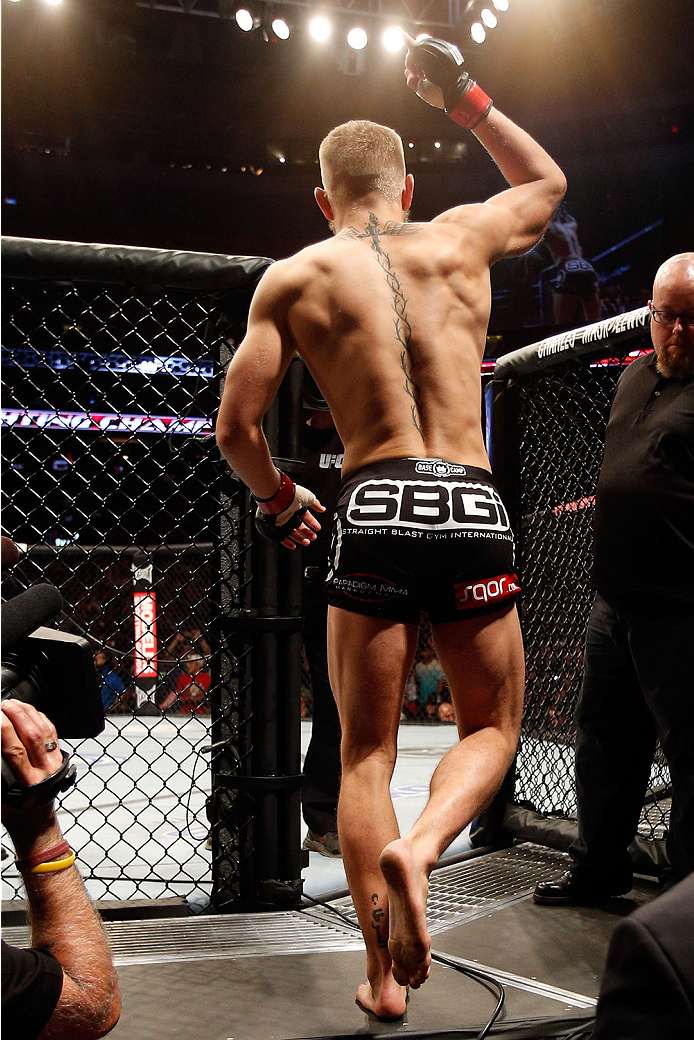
[255,481,326,550]
[277,485,326,550]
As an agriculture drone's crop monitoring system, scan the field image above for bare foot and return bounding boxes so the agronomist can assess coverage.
[379,838,432,988]
[355,976,408,1021]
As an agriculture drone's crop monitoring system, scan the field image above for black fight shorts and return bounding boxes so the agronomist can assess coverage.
[325,458,520,624]
[550,258,598,295]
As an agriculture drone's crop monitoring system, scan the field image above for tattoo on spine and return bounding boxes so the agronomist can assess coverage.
[345,214,423,438]
[370,892,389,949]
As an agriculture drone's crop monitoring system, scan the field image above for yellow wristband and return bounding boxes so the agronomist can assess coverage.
[29,850,76,874]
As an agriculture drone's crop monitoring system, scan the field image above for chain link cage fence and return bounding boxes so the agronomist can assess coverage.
[487,309,670,872]
[1,237,465,922]
[0,237,285,910]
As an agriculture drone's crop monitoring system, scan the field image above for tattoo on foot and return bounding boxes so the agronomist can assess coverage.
[344,214,423,438]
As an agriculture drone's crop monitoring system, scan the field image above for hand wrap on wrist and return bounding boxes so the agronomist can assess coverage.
[253,471,296,514]
[253,472,317,545]
[414,37,493,130]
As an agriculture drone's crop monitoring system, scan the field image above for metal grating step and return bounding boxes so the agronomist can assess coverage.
[306,843,569,935]
[2,909,364,966]
[4,844,569,965]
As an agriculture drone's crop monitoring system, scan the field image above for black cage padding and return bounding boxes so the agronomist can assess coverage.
[494,306,650,380]
[1,236,273,293]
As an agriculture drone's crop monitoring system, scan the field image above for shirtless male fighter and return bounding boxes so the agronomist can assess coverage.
[216,35,566,1021]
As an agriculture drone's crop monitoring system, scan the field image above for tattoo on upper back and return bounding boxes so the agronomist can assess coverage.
[344,213,423,438]
[343,219,419,240]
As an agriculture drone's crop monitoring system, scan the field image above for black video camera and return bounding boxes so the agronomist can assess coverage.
[1,583,105,806]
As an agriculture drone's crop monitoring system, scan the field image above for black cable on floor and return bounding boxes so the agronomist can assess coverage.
[430,950,504,1039]
[299,893,596,1039]
[300,892,504,1040]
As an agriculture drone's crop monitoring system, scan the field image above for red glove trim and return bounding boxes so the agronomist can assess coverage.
[254,471,296,515]
[448,82,493,130]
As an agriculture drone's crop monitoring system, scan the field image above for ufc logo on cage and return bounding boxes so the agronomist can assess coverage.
[346,480,511,531]
[319,452,344,469]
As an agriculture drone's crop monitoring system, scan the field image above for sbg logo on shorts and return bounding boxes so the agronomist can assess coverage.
[346,480,510,531]
[454,574,520,611]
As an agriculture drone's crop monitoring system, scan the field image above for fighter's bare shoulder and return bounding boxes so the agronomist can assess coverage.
[432,201,502,232]
[254,237,360,309]
[433,199,524,261]
[255,241,333,294]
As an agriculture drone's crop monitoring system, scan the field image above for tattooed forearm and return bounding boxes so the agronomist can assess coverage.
[357,213,424,438]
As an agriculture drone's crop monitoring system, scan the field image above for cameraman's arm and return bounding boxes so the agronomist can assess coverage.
[2,702,120,1040]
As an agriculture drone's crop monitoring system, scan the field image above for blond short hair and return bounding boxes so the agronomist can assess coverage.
[318,120,406,207]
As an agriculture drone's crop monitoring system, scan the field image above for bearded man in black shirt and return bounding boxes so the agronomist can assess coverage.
[535,252,694,905]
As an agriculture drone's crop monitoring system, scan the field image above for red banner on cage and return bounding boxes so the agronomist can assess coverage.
[133,591,158,678]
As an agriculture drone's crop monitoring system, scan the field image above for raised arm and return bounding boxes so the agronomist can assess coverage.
[473,109,567,257]
[403,34,566,258]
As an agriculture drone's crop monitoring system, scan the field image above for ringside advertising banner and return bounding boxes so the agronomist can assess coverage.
[1,408,213,436]
[133,591,158,679]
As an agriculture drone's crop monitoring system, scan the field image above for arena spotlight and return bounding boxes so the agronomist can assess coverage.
[309,16,331,42]
[347,27,368,50]
[415,33,433,42]
[491,0,509,10]
[470,22,486,43]
[383,27,404,53]
[235,7,257,31]
[272,17,290,39]
[44,0,64,5]
[481,8,498,28]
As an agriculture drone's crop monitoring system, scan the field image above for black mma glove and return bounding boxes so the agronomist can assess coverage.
[414,37,493,130]
[253,471,318,545]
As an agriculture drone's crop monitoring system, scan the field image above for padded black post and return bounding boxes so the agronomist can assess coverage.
[470,376,519,850]
[274,357,307,899]
[212,355,306,910]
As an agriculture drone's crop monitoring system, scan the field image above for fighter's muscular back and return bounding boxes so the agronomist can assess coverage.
[217,104,565,507]
[269,209,498,476]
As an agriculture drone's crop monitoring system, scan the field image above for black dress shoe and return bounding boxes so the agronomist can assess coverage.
[533,869,631,906]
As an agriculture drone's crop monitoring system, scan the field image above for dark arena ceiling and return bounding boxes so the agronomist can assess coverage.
[2,0,693,260]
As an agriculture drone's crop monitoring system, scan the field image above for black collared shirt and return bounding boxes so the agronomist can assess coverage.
[591,350,694,603]
[1,940,63,1040]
